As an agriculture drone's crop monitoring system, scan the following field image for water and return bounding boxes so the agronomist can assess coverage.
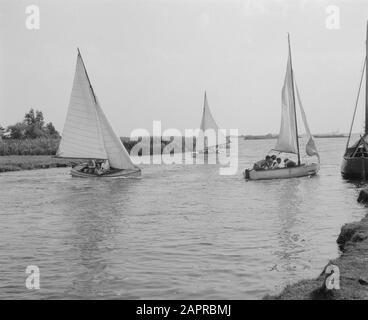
[0,137,367,299]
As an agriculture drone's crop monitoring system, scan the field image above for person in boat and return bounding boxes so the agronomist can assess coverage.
[101,159,110,173]
[284,158,296,168]
[253,155,271,170]
[266,155,275,169]
[270,155,277,167]
[79,160,94,173]
[86,159,96,174]
[355,147,363,157]
[94,161,101,174]
[79,163,88,173]
[272,157,282,169]
[95,159,110,175]
[355,147,368,158]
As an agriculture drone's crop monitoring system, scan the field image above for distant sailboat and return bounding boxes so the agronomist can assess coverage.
[244,34,320,180]
[56,49,141,178]
[341,22,368,180]
[194,92,228,155]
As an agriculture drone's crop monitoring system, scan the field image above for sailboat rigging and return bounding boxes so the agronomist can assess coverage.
[244,34,320,180]
[288,34,301,166]
[194,91,228,155]
[341,21,368,180]
[56,49,141,178]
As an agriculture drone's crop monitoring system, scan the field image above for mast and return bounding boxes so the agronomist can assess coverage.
[203,91,207,149]
[345,57,366,151]
[204,91,207,113]
[365,21,368,134]
[288,34,301,166]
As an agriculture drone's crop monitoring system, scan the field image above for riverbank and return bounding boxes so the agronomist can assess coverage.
[0,137,189,157]
[266,200,368,300]
[0,156,82,172]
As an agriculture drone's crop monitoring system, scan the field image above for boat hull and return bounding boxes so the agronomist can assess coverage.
[71,165,141,178]
[341,157,368,180]
[244,163,319,181]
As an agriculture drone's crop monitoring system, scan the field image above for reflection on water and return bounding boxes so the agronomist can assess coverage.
[0,138,367,299]
[274,179,304,274]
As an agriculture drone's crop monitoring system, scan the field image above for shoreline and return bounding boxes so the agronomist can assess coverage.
[265,191,368,300]
[0,155,82,173]
[242,134,347,140]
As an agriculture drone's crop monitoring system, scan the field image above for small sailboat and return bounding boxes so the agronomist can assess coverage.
[193,92,228,156]
[244,34,320,180]
[56,49,141,178]
[341,22,368,180]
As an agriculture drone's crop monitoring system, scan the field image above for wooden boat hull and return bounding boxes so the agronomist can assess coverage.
[71,165,141,178]
[341,157,368,180]
[244,163,319,181]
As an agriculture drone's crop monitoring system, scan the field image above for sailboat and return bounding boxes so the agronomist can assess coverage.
[341,22,368,180]
[244,34,320,180]
[56,49,141,178]
[193,92,228,155]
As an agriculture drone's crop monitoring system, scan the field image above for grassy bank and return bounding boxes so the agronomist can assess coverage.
[265,200,368,300]
[0,156,82,172]
[0,137,195,172]
[0,137,193,157]
[0,138,60,156]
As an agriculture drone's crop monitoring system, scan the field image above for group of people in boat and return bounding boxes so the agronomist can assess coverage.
[253,155,296,171]
[79,159,111,175]
[353,146,368,158]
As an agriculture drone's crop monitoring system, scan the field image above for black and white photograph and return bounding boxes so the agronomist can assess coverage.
[1,0,368,306]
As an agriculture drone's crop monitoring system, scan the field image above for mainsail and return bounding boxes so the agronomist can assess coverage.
[273,46,299,154]
[273,34,318,163]
[197,92,226,150]
[57,50,137,170]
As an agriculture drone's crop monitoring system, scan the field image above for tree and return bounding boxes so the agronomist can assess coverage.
[24,109,44,127]
[0,125,5,138]
[35,110,45,128]
[24,108,36,126]
[6,108,60,139]
[45,122,60,138]
[7,122,27,139]
[23,109,46,138]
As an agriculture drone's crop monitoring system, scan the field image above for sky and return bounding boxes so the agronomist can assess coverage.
[1,0,368,136]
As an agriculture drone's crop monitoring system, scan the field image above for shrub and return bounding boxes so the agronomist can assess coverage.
[0,138,60,156]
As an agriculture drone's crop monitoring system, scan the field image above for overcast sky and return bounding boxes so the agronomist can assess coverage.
[1,0,368,136]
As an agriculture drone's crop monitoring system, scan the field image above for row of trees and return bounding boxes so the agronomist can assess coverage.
[0,109,60,139]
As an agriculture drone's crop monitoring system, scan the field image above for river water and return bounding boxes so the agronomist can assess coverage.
[0,137,366,299]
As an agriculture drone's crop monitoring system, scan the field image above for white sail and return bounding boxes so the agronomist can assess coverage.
[57,51,137,170]
[198,92,226,149]
[295,82,319,160]
[57,53,107,160]
[273,50,299,154]
[95,98,137,170]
